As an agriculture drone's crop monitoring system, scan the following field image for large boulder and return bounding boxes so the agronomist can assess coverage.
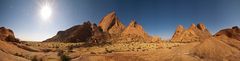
[171,23,212,42]
[0,27,19,42]
[98,11,125,34]
[214,26,240,41]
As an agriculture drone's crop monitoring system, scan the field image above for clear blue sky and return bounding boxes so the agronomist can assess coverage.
[0,0,240,41]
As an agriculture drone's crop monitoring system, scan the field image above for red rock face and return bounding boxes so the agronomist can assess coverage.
[45,21,94,42]
[171,23,212,42]
[214,26,240,41]
[98,11,125,34]
[0,27,19,42]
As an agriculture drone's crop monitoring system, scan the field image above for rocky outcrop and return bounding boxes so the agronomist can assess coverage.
[215,35,240,50]
[45,11,157,43]
[171,23,212,42]
[98,11,125,34]
[88,24,109,44]
[191,37,240,61]
[122,20,153,42]
[214,26,240,41]
[122,20,148,37]
[45,21,94,42]
[0,27,19,42]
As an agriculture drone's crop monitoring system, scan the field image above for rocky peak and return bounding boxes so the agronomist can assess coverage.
[171,23,212,42]
[122,19,151,41]
[189,23,197,30]
[197,23,207,31]
[98,11,125,34]
[122,20,145,35]
[232,26,239,30]
[176,25,184,32]
[128,20,137,27]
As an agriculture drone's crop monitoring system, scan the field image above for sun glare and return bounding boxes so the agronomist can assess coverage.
[40,5,52,20]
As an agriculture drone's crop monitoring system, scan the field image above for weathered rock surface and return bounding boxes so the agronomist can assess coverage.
[98,11,125,34]
[214,26,240,41]
[191,37,240,61]
[0,27,19,42]
[171,23,212,42]
[45,21,94,42]
[122,20,152,42]
[88,24,109,44]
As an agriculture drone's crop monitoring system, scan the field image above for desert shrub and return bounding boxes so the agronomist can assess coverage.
[60,54,70,61]
[105,48,113,53]
[90,52,97,54]
[42,49,51,52]
[31,56,38,61]
[57,50,70,61]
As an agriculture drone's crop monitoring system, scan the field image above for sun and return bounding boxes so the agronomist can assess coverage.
[40,5,52,20]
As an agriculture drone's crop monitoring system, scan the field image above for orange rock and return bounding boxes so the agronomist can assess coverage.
[98,11,125,34]
[214,26,240,41]
[171,23,212,42]
[0,27,14,38]
[45,21,93,42]
[122,20,151,41]
[197,23,207,31]
[191,37,240,60]
[0,27,19,42]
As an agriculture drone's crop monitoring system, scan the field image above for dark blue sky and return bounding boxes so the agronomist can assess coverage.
[0,0,240,41]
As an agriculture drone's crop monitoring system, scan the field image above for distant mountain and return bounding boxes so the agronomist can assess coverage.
[171,23,212,42]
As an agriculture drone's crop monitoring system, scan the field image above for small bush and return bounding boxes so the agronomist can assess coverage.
[31,56,38,61]
[60,55,70,61]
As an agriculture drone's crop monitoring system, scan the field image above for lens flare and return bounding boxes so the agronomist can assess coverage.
[39,0,54,20]
[40,5,52,20]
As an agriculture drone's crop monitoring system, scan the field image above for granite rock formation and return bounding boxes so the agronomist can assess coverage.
[98,11,125,34]
[122,20,151,41]
[171,23,212,42]
[45,21,93,42]
[0,27,19,42]
[214,26,240,41]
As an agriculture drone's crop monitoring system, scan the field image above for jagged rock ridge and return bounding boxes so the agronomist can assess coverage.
[45,11,156,43]
[171,23,212,42]
[98,11,125,34]
[122,20,154,42]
